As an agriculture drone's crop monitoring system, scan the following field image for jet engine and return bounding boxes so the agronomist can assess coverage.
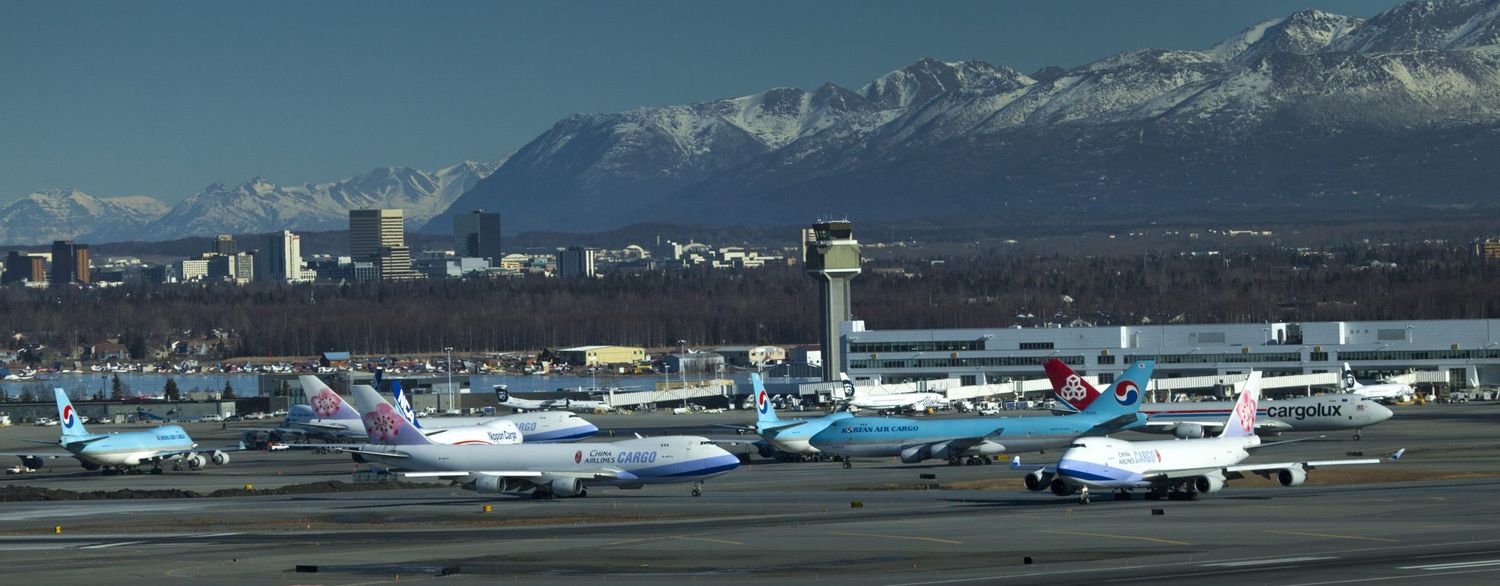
[186,454,208,469]
[21,456,44,470]
[1024,469,1055,492]
[1050,477,1077,496]
[1277,466,1307,487]
[1173,424,1206,439]
[472,475,507,494]
[1194,472,1226,493]
[548,478,584,498]
[756,444,778,459]
[210,450,230,466]
[81,461,101,471]
[900,444,931,464]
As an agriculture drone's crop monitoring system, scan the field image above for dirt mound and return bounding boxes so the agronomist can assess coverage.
[0,480,436,502]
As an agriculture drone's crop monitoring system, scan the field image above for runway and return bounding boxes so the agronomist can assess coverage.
[0,402,1497,584]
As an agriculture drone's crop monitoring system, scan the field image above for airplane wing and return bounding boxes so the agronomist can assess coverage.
[900,427,1005,455]
[1140,420,1293,435]
[401,469,626,480]
[1084,413,1147,435]
[1225,458,1382,479]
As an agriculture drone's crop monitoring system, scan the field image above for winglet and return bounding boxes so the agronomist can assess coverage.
[1390,448,1406,461]
[1009,456,1022,469]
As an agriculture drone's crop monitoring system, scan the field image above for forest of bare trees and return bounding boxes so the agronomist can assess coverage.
[4,240,1499,359]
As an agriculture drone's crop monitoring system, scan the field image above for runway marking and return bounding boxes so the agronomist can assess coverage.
[1286,566,1500,585]
[1200,556,1336,567]
[1400,559,1500,571]
[1042,530,1189,546]
[829,531,962,545]
[1263,530,1398,543]
[671,535,746,546]
[78,541,145,549]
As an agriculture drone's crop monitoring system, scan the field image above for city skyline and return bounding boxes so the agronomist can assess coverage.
[3,0,1403,205]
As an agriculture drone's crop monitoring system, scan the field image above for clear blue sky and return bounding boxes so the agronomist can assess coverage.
[0,0,1405,203]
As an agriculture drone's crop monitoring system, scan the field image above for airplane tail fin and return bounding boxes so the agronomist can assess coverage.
[351,385,434,446]
[390,380,422,429]
[752,373,778,423]
[1341,363,1363,390]
[839,372,857,401]
[494,385,511,405]
[299,375,361,421]
[1044,359,1103,412]
[1089,360,1152,416]
[54,388,90,437]
[1219,372,1262,439]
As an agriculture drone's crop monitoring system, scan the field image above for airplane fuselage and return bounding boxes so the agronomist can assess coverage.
[359,436,738,487]
[65,425,197,467]
[808,414,1129,461]
[1056,436,1256,489]
[1141,395,1392,432]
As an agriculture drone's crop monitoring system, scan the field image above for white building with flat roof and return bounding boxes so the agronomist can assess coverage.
[842,319,1500,391]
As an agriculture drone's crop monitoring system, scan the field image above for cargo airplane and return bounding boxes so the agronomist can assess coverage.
[494,386,611,413]
[1139,392,1393,440]
[808,360,1153,467]
[1020,371,1401,503]
[3,389,241,474]
[713,373,854,461]
[345,385,739,498]
[245,376,598,443]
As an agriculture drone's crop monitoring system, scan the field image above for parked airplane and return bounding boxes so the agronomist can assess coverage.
[345,385,739,498]
[715,373,854,461]
[350,383,521,446]
[245,376,599,443]
[838,372,947,414]
[1139,392,1393,440]
[1342,363,1416,404]
[3,389,240,474]
[808,360,1154,467]
[494,385,611,413]
[1022,371,1399,503]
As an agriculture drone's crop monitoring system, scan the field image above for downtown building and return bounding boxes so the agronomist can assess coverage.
[349,208,414,280]
[453,210,502,267]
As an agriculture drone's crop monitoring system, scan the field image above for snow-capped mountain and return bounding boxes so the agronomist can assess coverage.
[143,159,503,239]
[0,189,170,245]
[434,0,1500,233]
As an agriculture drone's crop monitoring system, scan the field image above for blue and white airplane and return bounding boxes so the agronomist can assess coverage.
[4,389,240,474]
[716,373,854,461]
[808,360,1154,467]
[1022,371,1401,503]
[345,385,739,498]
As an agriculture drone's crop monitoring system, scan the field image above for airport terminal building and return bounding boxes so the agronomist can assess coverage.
[843,319,1500,392]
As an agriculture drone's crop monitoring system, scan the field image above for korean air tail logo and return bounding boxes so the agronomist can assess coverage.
[756,390,769,414]
[61,405,77,429]
[1114,380,1140,406]
[1058,375,1089,403]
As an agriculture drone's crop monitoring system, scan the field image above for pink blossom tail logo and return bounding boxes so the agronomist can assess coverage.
[574,450,583,464]
[311,388,342,418]
[1236,396,1257,433]
[363,403,403,443]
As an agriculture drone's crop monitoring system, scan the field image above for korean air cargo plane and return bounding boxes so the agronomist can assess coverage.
[2,389,241,474]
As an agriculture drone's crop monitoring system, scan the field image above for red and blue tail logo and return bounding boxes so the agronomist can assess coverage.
[61,404,77,429]
[1114,379,1141,406]
[756,390,769,415]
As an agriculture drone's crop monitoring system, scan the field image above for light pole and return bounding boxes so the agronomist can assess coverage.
[444,346,454,414]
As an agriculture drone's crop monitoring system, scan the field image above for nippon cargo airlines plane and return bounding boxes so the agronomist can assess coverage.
[2,389,241,474]
[244,375,598,443]
[345,386,739,498]
[1019,371,1403,503]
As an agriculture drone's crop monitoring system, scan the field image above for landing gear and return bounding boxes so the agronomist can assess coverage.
[578,488,588,498]
[691,481,704,497]
[1078,486,1091,505]
[1353,430,1362,441]
[842,460,852,469]
[1145,489,1165,500]
[150,465,164,475]
[947,457,962,466]
[1113,489,1132,501]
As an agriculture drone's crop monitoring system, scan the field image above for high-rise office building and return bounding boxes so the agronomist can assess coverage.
[3,251,46,284]
[215,234,237,256]
[453,210,502,266]
[350,209,412,279]
[557,246,597,278]
[49,240,90,285]
[262,230,305,282]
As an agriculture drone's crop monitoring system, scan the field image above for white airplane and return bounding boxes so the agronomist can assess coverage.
[838,372,947,415]
[1341,362,1416,404]
[494,385,611,413]
[2,389,241,475]
[1020,371,1402,503]
[245,376,599,443]
[350,383,521,446]
[344,385,738,498]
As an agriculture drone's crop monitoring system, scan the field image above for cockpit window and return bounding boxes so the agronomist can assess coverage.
[1070,442,1087,448]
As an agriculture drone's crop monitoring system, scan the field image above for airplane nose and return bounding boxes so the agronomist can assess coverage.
[1372,402,1394,422]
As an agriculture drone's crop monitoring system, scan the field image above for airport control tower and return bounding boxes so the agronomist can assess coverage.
[805,220,862,382]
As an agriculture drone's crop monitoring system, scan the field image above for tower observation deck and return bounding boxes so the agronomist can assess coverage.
[805,220,862,382]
